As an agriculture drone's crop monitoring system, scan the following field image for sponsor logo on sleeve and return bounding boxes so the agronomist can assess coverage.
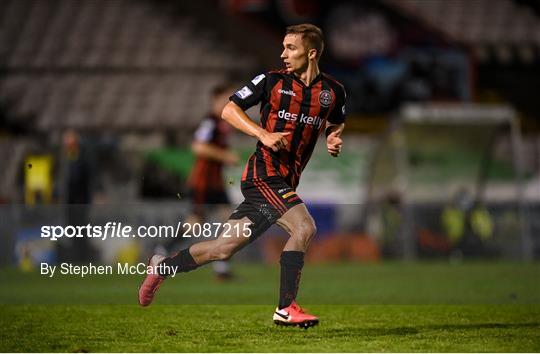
[251,74,265,85]
[235,86,253,99]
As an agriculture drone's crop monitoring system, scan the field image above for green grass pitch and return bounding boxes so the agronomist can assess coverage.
[0,262,539,352]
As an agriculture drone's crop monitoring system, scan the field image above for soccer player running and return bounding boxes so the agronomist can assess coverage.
[139,24,346,329]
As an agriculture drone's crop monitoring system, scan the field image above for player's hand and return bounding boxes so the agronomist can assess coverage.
[259,131,291,152]
[327,130,343,157]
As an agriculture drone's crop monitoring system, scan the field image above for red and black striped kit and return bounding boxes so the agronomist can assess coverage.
[188,113,231,208]
[228,70,346,233]
[230,70,346,190]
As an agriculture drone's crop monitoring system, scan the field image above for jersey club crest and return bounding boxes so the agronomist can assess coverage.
[319,90,332,107]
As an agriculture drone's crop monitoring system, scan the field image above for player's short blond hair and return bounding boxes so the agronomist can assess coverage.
[285,24,324,59]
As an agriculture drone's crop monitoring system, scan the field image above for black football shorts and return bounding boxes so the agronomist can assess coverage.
[228,176,304,242]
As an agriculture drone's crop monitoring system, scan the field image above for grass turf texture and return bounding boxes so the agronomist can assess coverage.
[0,262,539,352]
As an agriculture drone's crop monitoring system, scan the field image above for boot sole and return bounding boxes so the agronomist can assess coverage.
[274,319,319,329]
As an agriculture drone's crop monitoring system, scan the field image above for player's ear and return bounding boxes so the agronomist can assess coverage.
[308,48,317,61]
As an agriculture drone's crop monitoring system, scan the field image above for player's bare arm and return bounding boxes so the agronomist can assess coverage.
[326,123,345,157]
[191,141,239,165]
[222,101,290,152]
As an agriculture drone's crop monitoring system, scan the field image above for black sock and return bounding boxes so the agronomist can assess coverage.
[160,248,199,276]
[278,251,305,309]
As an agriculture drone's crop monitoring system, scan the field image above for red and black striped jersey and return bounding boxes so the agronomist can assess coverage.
[230,69,346,189]
[188,113,231,193]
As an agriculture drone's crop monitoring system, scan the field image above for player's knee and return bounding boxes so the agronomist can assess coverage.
[304,219,317,241]
[293,217,317,243]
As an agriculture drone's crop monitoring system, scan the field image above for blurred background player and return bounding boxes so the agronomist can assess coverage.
[161,84,239,281]
[59,129,101,263]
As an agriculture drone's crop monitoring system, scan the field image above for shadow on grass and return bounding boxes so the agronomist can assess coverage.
[427,322,540,330]
[321,322,540,338]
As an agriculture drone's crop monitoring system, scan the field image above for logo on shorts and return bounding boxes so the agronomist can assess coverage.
[288,196,300,203]
[319,90,332,107]
[282,191,296,199]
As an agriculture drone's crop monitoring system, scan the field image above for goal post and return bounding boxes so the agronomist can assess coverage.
[365,103,532,260]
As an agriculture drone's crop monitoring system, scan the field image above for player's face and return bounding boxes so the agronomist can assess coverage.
[281,34,310,73]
